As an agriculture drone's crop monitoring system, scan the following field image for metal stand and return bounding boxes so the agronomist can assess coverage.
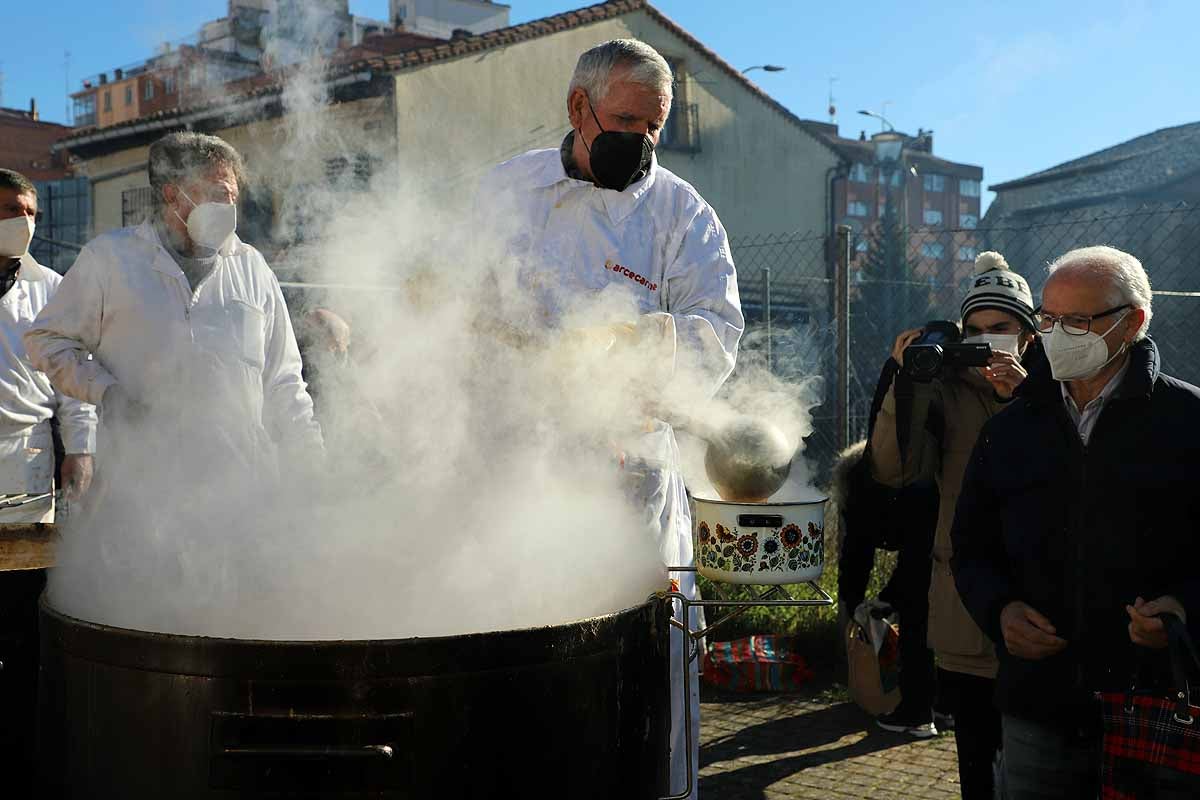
[655,567,835,800]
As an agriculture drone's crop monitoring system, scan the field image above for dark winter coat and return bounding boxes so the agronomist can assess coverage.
[951,338,1200,728]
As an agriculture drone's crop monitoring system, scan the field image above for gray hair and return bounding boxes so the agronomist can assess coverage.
[148,131,246,210]
[1047,245,1153,341]
[568,39,674,104]
[0,169,37,201]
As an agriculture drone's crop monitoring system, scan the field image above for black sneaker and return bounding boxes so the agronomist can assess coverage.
[933,709,956,732]
[876,709,938,738]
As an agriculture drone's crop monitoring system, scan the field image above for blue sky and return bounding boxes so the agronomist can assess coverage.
[6,1,1198,212]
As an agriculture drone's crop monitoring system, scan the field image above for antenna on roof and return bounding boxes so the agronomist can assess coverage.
[828,76,837,124]
[65,50,72,124]
[0,62,5,108]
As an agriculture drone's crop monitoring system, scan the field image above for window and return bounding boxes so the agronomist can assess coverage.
[877,169,902,187]
[103,91,112,112]
[960,213,978,229]
[855,239,869,254]
[661,103,700,153]
[958,245,979,262]
[960,179,981,197]
[660,59,700,153]
[325,154,378,190]
[923,173,946,192]
[847,200,868,217]
[920,241,945,259]
[165,74,177,94]
[124,86,133,106]
[121,187,154,227]
[923,208,944,226]
[849,163,871,183]
[73,95,96,127]
[144,80,155,101]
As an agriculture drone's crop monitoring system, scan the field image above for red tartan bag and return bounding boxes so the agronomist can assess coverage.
[1099,613,1200,799]
[702,635,815,693]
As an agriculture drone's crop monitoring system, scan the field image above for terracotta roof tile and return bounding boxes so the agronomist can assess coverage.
[61,0,823,152]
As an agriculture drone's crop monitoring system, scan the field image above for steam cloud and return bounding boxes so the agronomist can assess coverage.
[47,1,823,640]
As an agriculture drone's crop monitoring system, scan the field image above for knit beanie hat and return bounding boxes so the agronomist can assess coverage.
[961,251,1036,331]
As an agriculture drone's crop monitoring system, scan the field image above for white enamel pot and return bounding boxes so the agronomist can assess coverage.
[693,495,827,585]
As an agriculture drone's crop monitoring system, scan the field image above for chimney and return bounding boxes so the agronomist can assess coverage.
[114,68,124,80]
[99,73,108,85]
[30,98,38,121]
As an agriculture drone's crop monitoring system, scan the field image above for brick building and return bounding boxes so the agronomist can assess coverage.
[797,122,984,308]
[0,102,73,181]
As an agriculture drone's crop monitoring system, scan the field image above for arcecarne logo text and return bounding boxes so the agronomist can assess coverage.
[605,260,657,292]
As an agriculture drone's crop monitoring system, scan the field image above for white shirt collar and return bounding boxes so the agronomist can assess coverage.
[17,253,46,282]
[530,148,659,227]
[1061,357,1130,414]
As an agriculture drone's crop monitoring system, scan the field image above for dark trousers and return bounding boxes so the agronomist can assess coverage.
[1003,713,1099,800]
[938,668,1002,800]
[879,538,936,715]
[0,568,45,792]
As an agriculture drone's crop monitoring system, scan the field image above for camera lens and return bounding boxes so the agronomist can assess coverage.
[909,347,941,376]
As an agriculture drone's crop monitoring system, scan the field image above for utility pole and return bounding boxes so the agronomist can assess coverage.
[835,225,852,451]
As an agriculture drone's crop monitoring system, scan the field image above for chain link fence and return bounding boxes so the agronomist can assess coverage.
[729,201,1200,484]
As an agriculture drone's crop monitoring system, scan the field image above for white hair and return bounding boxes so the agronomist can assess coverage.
[1047,245,1153,341]
[568,39,674,104]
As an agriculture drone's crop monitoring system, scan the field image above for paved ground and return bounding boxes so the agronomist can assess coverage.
[699,688,961,800]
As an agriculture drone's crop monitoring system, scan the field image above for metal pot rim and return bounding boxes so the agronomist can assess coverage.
[692,494,828,508]
[38,594,671,679]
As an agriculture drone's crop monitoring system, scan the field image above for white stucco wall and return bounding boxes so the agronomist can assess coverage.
[79,9,835,246]
[389,9,836,237]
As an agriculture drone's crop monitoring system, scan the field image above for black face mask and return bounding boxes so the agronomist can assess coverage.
[580,98,654,192]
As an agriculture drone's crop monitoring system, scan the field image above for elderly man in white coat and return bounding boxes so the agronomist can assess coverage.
[0,168,98,791]
[24,133,321,525]
[477,39,743,798]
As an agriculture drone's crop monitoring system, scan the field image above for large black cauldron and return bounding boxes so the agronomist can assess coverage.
[37,597,670,799]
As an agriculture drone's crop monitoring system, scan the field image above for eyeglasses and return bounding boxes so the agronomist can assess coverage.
[1035,304,1130,336]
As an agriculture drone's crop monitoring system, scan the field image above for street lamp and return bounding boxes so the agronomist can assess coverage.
[742,65,786,74]
[857,109,894,133]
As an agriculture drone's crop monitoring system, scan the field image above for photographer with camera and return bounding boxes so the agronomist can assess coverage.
[870,252,1039,799]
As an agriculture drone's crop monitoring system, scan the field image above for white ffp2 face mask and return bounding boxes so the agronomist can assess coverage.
[964,333,1021,357]
[1044,312,1129,382]
[174,189,237,252]
[0,216,35,258]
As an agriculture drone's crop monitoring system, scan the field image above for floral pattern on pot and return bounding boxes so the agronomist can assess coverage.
[698,519,825,577]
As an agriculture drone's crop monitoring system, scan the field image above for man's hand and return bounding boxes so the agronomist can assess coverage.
[982,351,1029,399]
[1127,595,1187,649]
[891,328,925,367]
[1001,601,1068,660]
[101,384,149,427]
[60,454,94,501]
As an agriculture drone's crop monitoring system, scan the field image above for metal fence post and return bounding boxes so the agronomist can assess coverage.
[762,267,772,372]
[835,225,852,452]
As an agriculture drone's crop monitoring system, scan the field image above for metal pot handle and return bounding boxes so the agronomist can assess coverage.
[220,744,395,760]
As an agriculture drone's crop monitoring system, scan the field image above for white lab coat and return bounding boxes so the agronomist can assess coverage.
[24,221,322,492]
[478,148,744,799]
[0,255,98,523]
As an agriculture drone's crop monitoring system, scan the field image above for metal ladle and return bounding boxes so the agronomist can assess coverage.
[697,416,794,503]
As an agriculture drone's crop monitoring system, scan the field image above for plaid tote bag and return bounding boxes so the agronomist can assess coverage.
[1099,613,1200,799]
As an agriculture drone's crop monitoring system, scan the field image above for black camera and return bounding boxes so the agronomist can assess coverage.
[903,321,992,382]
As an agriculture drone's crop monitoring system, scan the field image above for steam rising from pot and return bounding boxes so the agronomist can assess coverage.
[45,2,826,639]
